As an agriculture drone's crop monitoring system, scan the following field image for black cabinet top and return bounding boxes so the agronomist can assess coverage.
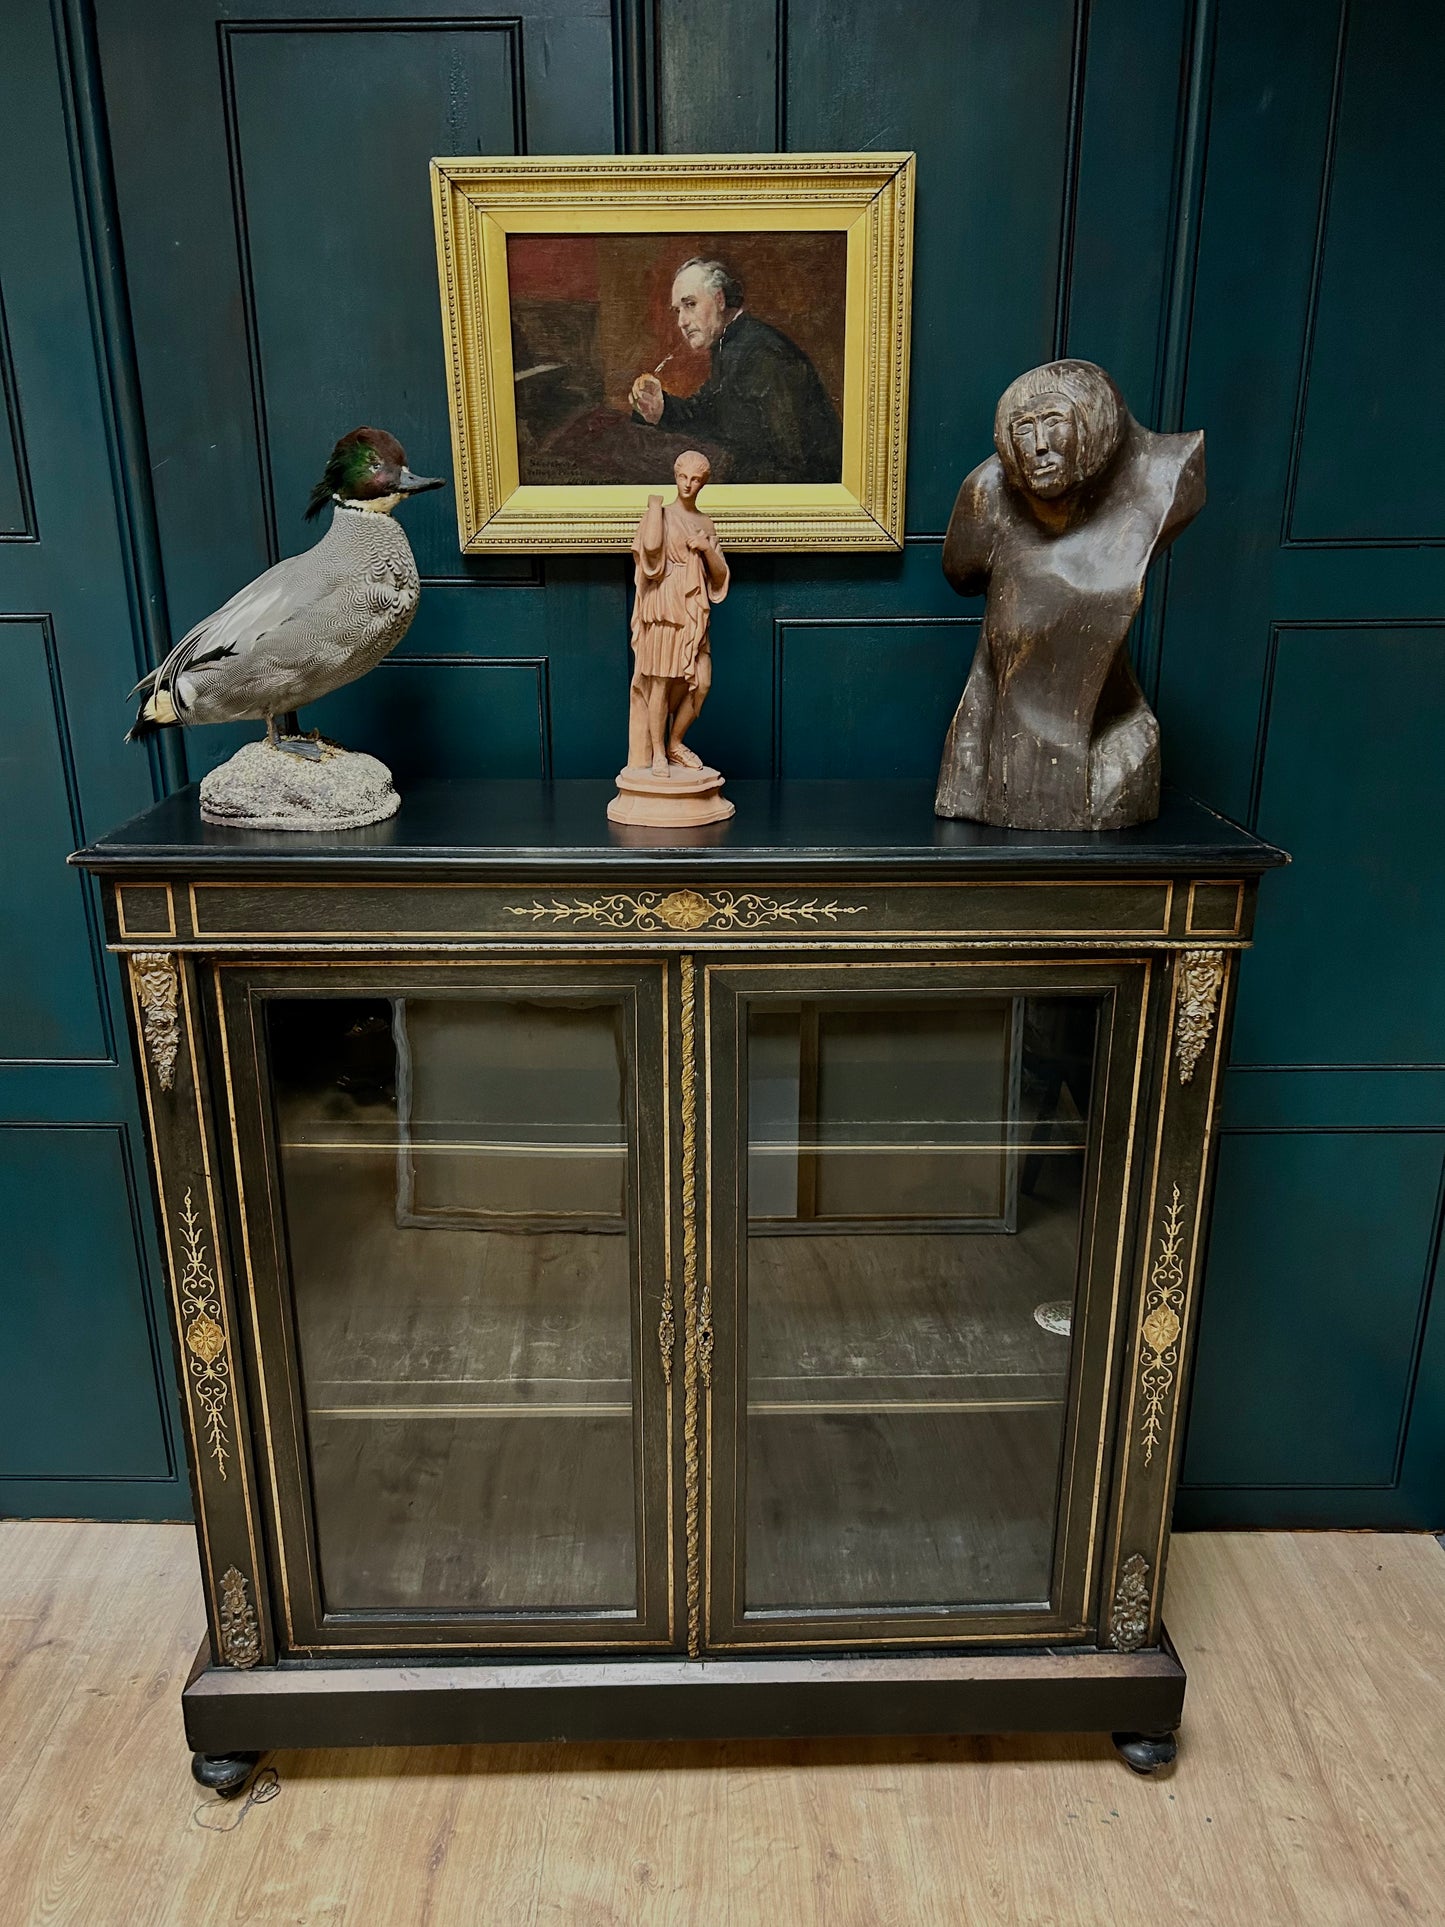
[72,779,1286,881]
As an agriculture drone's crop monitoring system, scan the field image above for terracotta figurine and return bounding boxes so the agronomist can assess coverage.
[608,450,735,827]
[934,359,1205,831]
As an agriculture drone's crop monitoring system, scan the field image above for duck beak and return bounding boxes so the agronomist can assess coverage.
[397,467,446,495]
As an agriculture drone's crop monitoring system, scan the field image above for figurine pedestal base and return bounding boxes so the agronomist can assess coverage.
[607,765,734,827]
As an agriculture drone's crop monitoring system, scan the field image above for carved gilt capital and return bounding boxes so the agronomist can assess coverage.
[130,951,180,1092]
[1175,948,1225,1084]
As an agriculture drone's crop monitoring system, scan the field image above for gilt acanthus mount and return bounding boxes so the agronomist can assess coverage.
[1175,948,1226,1084]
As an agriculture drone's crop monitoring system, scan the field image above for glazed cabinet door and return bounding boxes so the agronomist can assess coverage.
[214,959,677,1654]
[700,956,1152,1651]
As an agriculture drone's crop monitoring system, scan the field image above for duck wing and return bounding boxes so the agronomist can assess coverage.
[128,549,335,716]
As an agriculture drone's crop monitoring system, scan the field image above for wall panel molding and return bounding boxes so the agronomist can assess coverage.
[0,1121,178,1490]
[1130,0,1216,702]
[1278,0,1445,550]
[611,0,659,153]
[50,0,185,795]
[0,276,38,541]
[217,16,526,566]
[0,612,114,1066]
[1179,1127,1445,1504]
[772,614,978,779]
[1246,617,1445,830]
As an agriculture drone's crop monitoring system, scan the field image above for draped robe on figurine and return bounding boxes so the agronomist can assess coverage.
[630,501,729,684]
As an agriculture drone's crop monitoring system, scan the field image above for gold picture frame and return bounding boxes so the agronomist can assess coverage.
[430,152,915,552]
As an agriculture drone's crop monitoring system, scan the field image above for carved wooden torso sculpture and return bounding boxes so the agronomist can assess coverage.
[935,361,1205,832]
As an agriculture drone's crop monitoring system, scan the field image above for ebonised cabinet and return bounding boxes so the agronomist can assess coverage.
[74,780,1284,1788]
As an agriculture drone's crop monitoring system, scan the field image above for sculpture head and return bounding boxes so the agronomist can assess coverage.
[671,258,744,352]
[674,450,711,507]
[995,360,1125,502]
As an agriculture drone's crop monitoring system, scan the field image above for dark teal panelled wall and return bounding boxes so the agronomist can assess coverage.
[2,0,1440,1525]
[0,1,185,1519]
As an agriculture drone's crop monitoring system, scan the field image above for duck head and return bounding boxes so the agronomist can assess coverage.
[305,427,446,521]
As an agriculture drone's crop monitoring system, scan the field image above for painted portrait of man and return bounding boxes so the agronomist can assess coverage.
[506,231,847,489]
[628,258,843,484]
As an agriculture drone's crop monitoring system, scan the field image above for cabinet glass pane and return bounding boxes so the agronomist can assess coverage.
[745,994,1098,1613]
[265,994,636,1616]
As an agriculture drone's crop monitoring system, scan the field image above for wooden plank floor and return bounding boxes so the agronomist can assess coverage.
[1,1524,1442,1926]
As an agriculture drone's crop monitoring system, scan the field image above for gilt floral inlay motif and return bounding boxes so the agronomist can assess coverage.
[1138,1184,1188,1466]
[508,889,866,932]
[179,1188,231,1479]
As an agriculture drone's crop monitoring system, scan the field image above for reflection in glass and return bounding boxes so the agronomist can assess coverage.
[745,994,1098,1614]
[266,994,637,1616]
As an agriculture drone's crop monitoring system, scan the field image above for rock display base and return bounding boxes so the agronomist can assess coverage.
[199,740,401,831]
[607,763,734,828]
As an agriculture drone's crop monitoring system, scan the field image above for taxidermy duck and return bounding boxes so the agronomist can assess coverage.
[126,427,444,758]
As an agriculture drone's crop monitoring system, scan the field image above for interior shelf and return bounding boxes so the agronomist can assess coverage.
[287,1149,1077,1418]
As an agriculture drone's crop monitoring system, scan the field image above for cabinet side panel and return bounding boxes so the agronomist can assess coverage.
[1098,945,1237,1650]
[126,951,273,1667]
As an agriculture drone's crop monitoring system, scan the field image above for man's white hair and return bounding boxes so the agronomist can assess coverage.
[674,257,745,311]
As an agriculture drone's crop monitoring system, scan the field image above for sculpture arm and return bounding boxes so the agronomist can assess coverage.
[634,496,667,581]
[1156,429,1206,550]
[701,531,729,602]
[941,460,999,597]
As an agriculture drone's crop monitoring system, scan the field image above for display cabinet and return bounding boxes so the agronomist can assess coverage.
[74,779,1284,1789]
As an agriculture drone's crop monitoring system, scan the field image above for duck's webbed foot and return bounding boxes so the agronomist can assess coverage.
[264,717,336,762]
[275,735,328,762]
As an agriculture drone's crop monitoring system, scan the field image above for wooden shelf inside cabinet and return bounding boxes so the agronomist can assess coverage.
[72,777,1285,1763]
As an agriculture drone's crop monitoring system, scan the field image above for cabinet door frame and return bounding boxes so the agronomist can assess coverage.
[699,952,1153,1651]
[212,955,678,1655]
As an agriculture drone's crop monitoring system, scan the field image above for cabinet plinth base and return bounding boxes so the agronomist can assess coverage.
[182,1631,1186,1753]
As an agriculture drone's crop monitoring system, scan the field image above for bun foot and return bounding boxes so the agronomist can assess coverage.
[191,1750,261,1798]
[1112,1729,1178,1774]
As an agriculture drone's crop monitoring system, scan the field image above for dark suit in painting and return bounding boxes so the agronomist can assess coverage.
[648,312,842,484]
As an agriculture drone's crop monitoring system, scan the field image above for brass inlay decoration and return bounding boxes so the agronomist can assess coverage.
[1184,879,1243,938]
[1175,948,1225,1084]
[658,1276,675,1387]
[508,889,867,933]
[1139,1184,1187,1466]
[1109,1552,1151,1652]
[680,955,704,1656]
[116,883,176,939]
[179,1188,231,1479]
[217,1565,260,1669]
[130,952,180,1092]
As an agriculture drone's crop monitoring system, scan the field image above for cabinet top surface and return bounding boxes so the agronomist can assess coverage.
[72,779,1286,880]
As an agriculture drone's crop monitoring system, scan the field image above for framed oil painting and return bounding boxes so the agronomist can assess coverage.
[430,153,914,551]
